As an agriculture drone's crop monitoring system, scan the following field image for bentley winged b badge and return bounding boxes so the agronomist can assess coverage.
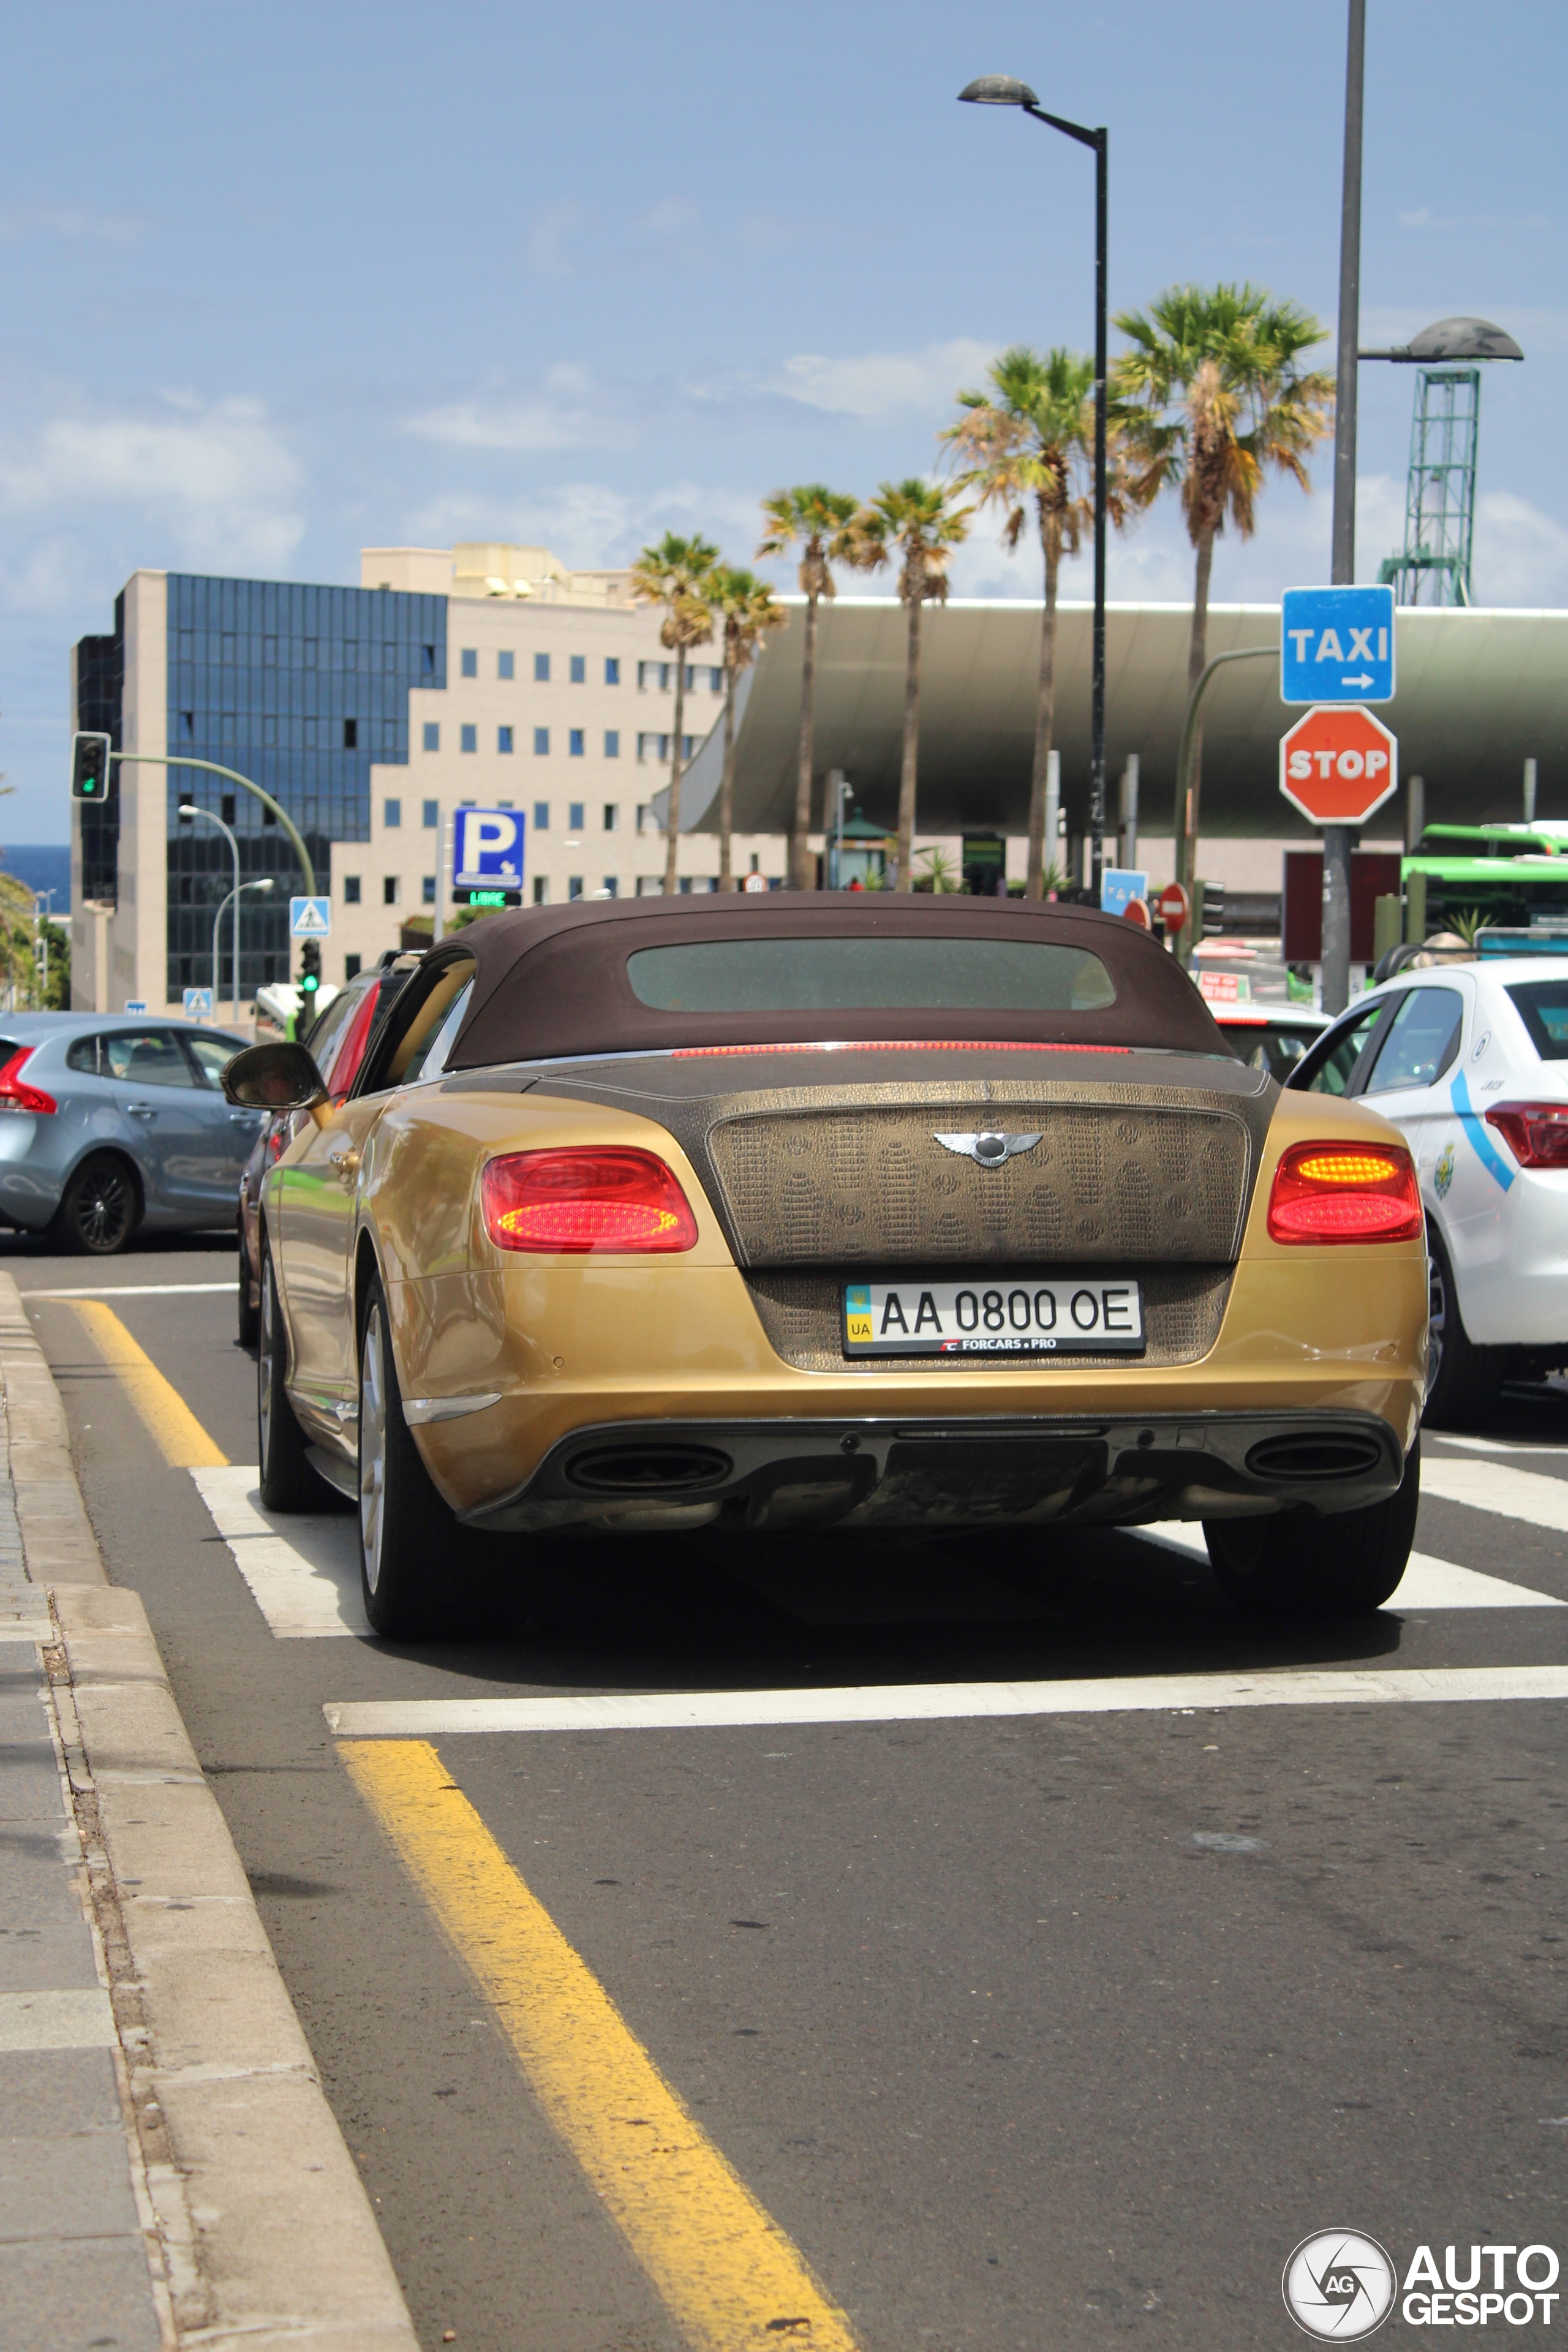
[933,1130,1042,1167]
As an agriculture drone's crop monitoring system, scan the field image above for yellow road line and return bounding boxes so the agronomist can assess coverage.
[67,1299,228,1468]
[342,1738,859,2352]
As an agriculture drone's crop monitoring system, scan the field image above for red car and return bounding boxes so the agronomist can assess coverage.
[236,959,415,1344]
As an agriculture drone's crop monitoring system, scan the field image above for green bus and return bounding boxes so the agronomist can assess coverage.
[1403,824,1568,935]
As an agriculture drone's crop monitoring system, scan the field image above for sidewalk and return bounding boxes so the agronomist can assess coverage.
[0,1276,418,2352]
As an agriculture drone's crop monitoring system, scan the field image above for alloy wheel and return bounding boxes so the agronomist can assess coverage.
[1427,1252,1447,1397]
[77,1164,133,1252]
[359,1304,388,1597]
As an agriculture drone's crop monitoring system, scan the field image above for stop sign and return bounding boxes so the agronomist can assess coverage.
[1280,704,1398,825]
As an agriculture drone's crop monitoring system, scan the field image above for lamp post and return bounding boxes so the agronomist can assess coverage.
[179,803,241,1020]
[211,880,274,1028]
[959,74,1108,900]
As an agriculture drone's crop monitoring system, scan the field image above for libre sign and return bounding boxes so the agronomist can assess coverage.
[1279,706,1398,827]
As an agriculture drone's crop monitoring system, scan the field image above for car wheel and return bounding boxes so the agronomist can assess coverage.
[257,1244,320,1511]
[356,1276,453,1640]
[50,1154,139,1255]
[237,1221,260,1348]
[1204,1439,1421,1619]
[1423,1234,1501,1429]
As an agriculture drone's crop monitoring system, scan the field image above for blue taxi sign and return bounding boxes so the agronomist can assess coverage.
[1281,584,1395,705]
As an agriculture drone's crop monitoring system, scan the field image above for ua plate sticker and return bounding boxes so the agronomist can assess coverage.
[843,1277,1145,1357]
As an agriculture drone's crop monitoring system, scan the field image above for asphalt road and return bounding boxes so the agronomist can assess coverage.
[14,1226,1568,2351]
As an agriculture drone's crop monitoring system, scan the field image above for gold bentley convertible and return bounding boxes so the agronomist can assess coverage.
[222,895,1428,1637]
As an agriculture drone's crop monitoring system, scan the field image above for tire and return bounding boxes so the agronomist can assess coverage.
[1423,1232,1501,1429]
[237,1221,260,1348]
[257,1243,320,1512]
[1204,1438,1422,1620]
[356,1275,452,1640]
[50,1154,140,1255]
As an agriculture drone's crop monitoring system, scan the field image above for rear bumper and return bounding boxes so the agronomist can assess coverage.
[459,1408,1408,1536]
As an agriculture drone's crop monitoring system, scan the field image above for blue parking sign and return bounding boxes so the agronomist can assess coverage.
[453,807,526,886]
[1281,584,1395,704]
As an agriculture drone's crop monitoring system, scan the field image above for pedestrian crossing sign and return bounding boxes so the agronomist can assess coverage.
[183,987,214,1019]
[290,896,331,940]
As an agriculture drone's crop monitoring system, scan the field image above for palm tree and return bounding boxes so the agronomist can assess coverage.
[630,533,720,893]
[944,346,1131,899]
[1112,284,1333,889]
[707,567,787,891]
[756,486,859,889]
[849,480,970,892]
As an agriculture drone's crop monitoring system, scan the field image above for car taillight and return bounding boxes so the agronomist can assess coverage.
[0,1049,56,1115]
[1266,1140,1422,1243]
[481,1148,699,1254]
[1484,1102,1568,1169]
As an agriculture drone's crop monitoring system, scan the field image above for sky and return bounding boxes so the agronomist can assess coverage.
[0,0,1562,841]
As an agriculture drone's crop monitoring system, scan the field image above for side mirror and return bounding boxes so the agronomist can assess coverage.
[222,1042,329,1124]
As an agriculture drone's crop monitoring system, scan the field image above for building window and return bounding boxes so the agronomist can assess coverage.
[570,654,586,684]
[344,718,358,748]
[636,733,660,763]
[498,650,514,680]
[499,726,514,754]
[638,660,669,692]
[385,798,401,828]
[601,877,619,897]
[709,666,724,692]
[421,644,437,679]
[530,876,547,905]
[383,876,400,906]
[570,729,585,757]
[605,657,620,686]
[423,799,439,828]
[345,954,363,979]
[179,710,194,739]
[344,876,362,904]
[461,649,478,678]
[423,723,440,752]
[603,804,619,832]
[422,875,435,905]
[534,652,550,682]
[636,804,653,832]
[605,729,620,758]
[568,876,584,900]
[533,801,549,831]
[461,725,477,753]
[568,802,585,832]
[533,727,549,756]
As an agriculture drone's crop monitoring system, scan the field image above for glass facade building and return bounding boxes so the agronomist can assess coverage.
[77,575,448,1001]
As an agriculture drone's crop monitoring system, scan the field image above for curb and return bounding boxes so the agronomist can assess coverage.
[6,1276,419,2352]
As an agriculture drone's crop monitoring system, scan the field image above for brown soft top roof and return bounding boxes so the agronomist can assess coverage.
[447,892,1229,1066]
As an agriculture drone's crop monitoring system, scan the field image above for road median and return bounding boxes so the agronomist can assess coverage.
[2,1270,418,2352]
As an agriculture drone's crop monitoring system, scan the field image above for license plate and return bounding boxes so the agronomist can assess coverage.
[843,1276,1145,1357]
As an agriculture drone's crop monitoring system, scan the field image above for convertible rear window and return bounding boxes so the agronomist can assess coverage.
[625,937,1117,1014]
[1507,979,1568,1061]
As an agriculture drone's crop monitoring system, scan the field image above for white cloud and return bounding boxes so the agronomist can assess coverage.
[0,203,145,247]
[0,396,304,570]
[407,479,762,575]
[405,366,616,452]
[770,338,998,419]
[1471,491,1568,607]
[525,202,588,278]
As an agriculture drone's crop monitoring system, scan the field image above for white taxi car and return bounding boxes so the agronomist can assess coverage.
[1287,951,1568,1423]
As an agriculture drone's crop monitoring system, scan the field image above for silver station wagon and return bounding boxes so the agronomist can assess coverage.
[0,1014,259,1253]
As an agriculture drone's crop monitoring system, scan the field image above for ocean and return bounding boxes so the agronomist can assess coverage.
[1,846,70,915]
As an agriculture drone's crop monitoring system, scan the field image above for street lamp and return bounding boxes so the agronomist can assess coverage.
[179,802,240,1021]
[960,72,1108,899]
[211,880,273,1028]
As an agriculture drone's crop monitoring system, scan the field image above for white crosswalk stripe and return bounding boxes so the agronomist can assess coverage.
[192,1466,366,1638]
[325,1663,1568,1740]
[1134,1522,1562,1609]
[1419,1456,1568,1536]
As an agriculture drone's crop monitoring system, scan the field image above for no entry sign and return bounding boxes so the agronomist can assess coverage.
[1156,881,1190,935]
[1279,705,1398,827]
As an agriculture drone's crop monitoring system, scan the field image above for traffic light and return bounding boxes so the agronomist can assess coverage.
[1199,880,1226,938]
[300,939,322,1000]
[70,733,113,802]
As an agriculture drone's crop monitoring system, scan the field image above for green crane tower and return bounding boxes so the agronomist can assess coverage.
[1366,316,1523,608]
